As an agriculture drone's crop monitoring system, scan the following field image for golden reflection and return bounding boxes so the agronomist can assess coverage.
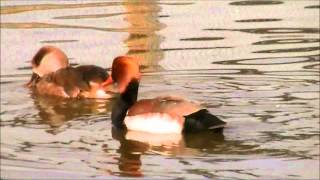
[123,0,165,71]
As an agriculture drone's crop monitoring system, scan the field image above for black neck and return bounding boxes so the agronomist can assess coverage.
[112,79,139,129]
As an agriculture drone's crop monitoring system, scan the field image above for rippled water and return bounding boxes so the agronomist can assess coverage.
[1,0,319,179]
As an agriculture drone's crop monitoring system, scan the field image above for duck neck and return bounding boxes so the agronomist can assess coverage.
[112,79,139,129]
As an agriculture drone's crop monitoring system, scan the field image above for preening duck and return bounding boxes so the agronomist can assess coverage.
[111,56,226,134]
[26,46,114,98]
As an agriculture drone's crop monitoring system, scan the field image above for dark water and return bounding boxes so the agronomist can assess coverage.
[1,0,319,179]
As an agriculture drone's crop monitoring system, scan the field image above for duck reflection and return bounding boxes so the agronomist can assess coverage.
[111,128,147,177]
[31,93,113,131]
[110,127,225,177]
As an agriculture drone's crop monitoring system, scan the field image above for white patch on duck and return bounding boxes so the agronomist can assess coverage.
[124,113,183,134]
[95,89,113,99]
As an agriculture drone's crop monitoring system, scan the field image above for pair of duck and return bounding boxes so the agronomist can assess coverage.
[27,46,226,134]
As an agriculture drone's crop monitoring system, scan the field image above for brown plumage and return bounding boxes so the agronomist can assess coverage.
[27,46,115,98]
[127,96,200,118]
[35,67,84,98]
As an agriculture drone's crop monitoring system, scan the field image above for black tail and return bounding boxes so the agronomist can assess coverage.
[183,109,226,133]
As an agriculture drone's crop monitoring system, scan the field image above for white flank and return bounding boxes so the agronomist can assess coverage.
[124,113,183,134]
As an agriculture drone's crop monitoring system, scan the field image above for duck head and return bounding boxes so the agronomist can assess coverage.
[111,56,141,93]
[27,46,69,87]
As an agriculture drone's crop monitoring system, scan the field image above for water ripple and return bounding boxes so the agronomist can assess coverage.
[206,28,320,34]
[230,0,284,6]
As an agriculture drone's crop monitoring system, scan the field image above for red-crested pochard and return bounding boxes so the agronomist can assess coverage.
[26,46,114,98]
[110,56,226,134]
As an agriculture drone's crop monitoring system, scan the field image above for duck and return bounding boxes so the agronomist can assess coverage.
[110,56,226,134]
[26,46,114,98]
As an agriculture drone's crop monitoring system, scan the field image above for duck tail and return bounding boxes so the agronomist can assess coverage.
[183,109,226,133]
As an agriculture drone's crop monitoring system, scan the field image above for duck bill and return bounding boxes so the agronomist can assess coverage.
[25,73,40,87]
[102,76,113,86]
[102,76,119,93]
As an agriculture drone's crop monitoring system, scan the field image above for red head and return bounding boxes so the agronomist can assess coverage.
[110,56,141,93]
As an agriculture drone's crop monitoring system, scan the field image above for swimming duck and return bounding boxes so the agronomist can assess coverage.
[27,46,114,98]
[111,56,226,134]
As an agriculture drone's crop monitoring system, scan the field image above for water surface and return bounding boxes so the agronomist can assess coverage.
[1,0,319,179]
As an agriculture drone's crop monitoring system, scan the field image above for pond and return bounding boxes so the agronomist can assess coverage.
[1,0,319,179]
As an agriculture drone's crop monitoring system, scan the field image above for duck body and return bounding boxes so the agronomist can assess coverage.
[35,67,82,98]
[27,46,114,99]
[35,65,114,99]
[124,96,225,134]
[124,96,200,133]
[111,56,226,134]
[115,89,226,134]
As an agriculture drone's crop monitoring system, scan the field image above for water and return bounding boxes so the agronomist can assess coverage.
[1,0,319,179]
